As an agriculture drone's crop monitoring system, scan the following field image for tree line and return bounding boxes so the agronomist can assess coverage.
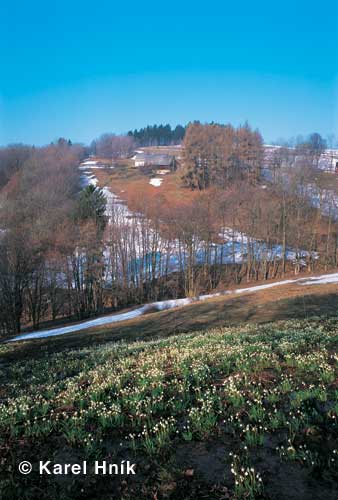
[90,124,187,159]
[91,134,136,159]
[127,124,186,146]
[182,122,264,189]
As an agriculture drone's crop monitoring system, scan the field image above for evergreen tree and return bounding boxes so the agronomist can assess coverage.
[127,124,186,146]
[76,185,107,231]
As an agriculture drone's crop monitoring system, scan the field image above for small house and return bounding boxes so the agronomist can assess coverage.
[133,153,176,170]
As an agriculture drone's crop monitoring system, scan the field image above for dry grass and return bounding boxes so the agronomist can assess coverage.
[94,165,198,210]
[2,280,338,363]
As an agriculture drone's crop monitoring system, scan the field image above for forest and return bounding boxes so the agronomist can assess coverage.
[127,124,186,146]
[0,123,336,338]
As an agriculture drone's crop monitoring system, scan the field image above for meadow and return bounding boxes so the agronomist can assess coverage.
[0,317,337,499]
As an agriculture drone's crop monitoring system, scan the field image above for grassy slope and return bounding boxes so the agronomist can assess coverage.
[0,315,337,500]
[2,281,338,363]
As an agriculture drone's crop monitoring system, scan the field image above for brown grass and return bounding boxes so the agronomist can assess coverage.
[94,166,199,211]
[2,281,338,363]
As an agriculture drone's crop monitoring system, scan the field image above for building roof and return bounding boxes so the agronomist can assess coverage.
[134,153,174,166]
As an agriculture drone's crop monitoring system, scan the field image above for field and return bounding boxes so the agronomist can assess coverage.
[1,315,338,499]
[93,160,196,209]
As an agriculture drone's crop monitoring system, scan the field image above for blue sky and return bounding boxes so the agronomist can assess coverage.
[1,1,337,145]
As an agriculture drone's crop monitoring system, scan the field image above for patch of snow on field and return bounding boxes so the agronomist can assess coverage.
[149,178,163,187]
[233,280,296,294]
[9,272,338,342]
[298,273,338,286]
[220,227,249,244]
[80,160,98,167]
[9,307,148,342]
[87,176,98,187]
[79,159,113,170]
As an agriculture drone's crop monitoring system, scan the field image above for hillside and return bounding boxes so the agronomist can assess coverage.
[3,274,338,360]
[1,316,337,499]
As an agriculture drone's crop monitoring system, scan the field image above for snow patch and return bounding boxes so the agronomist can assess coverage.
[149,178,163,187]
[298,273,338,286]
[80,160,99,167]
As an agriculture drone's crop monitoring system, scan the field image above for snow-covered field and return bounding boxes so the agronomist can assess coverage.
[9,272,338,342]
